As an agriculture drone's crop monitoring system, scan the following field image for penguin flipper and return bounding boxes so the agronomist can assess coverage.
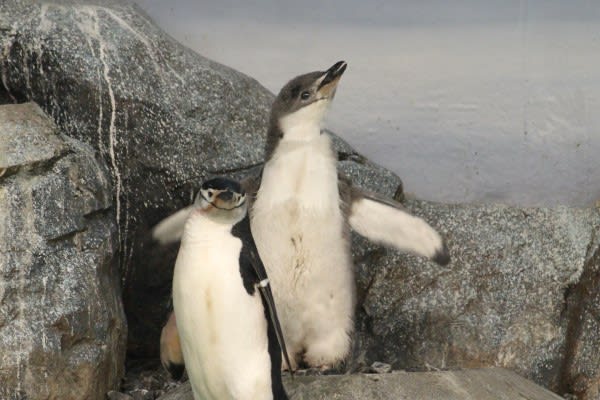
[256,277,294,377]
[151,206,193,245]
[349,188,450,265]
[232,216,294,375]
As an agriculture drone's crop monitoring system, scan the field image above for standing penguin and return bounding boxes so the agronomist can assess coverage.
[155,61,450,371]
[172,177,290,400]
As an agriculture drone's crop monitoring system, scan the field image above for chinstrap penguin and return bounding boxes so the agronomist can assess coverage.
[172,177,291,400]
[155,61,450,371]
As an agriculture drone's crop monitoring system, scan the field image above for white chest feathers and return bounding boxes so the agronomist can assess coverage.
[251,133,355,368]
[172,214,272,400]
[257,133,340,211]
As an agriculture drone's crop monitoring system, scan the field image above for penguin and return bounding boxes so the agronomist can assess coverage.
[154,61,450,371]
[172,177,291,400]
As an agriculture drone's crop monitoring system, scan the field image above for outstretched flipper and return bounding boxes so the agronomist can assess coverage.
[349,187,450,265]
[151,170,263,245]
[152,206,193,245]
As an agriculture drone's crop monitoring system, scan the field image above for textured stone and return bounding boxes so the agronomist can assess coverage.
[0,102,126,400]
[157,368,564,400]
[0,102,66,169]
[0,0,274,358]
[351,201,600,399]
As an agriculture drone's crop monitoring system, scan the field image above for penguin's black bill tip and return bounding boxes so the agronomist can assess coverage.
[433,243,451,266]
[328,61,347,76]
[319,61,347,89]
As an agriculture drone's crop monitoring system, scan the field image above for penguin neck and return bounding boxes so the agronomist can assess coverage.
[278,110,322,143]
[181,209,233,244]
[265,107,326,160]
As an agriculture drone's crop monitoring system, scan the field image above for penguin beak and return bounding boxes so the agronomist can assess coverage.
[213,190,245,210]
[317,60,347,98]
[217,190,234,201]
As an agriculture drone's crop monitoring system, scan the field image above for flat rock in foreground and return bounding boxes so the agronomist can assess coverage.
[158,368,564,400]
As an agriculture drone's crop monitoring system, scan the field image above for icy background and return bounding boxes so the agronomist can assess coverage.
[134,0,600,207]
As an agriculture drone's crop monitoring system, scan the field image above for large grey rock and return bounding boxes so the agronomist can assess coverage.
[351,201,600,399]
[0,102,126,399]
[0,0,273,357]
[157,368,564,400]
[0,0,402,360]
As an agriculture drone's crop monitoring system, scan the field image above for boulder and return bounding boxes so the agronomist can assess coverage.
[157,368,564,400]
[0,103,126,399]
[351,200,600,399]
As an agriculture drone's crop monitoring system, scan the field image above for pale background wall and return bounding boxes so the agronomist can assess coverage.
[134,0,600,207]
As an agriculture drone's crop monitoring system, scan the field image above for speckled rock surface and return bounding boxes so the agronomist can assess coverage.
[0,0,404,361]
[0,103,125,399]
[0,0,276,358]
[156,368,564,400]
[351,201,600,399]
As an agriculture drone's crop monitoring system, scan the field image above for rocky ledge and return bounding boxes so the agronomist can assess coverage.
[157,368,564,400]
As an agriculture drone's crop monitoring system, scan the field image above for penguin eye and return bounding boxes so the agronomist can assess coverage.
[300,91,311,100]
[207,190,214,197]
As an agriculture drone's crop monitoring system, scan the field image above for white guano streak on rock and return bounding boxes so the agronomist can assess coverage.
[70,5,107,156]
[21,39,31,100]
[38,3,52,32]
[89,11,108,171]
[72,6,123,253]
[120,112,130,279]
[73,6,122,248]
[41,276,48,351]
[100,7,184,84]
[96,6,183,277]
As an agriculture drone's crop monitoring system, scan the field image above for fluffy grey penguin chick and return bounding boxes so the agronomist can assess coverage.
[172,177,291,400]
[155,61,450,371]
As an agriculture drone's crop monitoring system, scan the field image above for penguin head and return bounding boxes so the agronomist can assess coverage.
[194,177,247,224]
[270,61,347,140]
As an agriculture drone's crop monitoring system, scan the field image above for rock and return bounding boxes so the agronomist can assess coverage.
[352,201,600,399]
[107,392,133,400]
[156,368,564,400]
[129,389,154,400]
[558,241,600,399]
[370,361,393,374]
[0,103,126,399]
[0,0,274,359]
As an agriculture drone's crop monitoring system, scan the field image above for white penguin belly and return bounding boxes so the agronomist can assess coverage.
[252,135,355,366]
[173,226,272,400]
